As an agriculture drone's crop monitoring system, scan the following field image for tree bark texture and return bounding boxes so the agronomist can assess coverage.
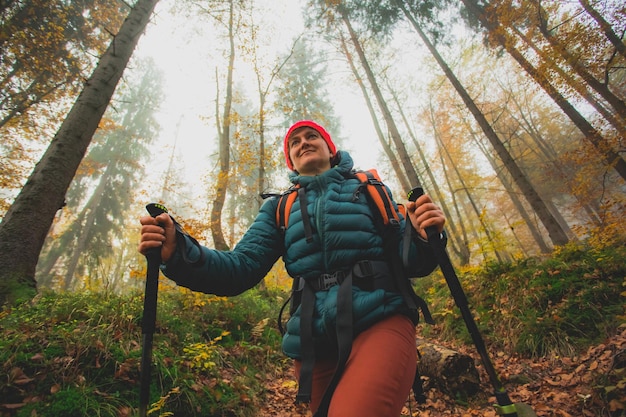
[0,0,159,306]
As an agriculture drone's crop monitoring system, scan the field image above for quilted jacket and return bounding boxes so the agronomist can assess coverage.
[160,151,439,359]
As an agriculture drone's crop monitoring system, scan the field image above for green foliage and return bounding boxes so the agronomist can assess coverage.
[0,288,286,417]
[415,241,626,357]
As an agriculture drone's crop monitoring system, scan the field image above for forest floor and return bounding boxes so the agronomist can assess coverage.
[258,327,626,417]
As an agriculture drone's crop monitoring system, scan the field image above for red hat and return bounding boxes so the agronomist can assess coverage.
[284,120,337,171]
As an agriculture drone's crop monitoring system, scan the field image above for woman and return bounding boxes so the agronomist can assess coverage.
[139,120,446,417]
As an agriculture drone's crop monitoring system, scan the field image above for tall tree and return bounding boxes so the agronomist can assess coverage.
[0,0,127,213]
[36,60,163,290]
[0,0,160,306]
[506,23,626,137]
[337,5,422,192]
[339,33,411,192]
[0,1,126,128]
[461,0,626,182]
[394,2,570,246]
[521,1,626,124]
[578,0,626,60]
[429,104,507,262]
[240,4,300,205]
[394,95,471,264]
[203,0,238,251]
[275,38,341,136]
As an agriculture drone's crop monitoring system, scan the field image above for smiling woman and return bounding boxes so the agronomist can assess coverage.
[285,120,337,175]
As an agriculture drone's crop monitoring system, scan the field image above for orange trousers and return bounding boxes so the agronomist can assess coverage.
[294,314,417,417]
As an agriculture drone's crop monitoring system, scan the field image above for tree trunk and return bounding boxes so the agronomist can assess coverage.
[393,92,471,265]
[472,135,552,253]
[461,0,626,183]
[416,338,481,399]
[509,25,626,136]
[340,8,421,193]
[432,113,506,262]
[338,33,411,192]
[62,164,111,290]
[399,2,571,247]
[0,0,159,306]
[210,0,235,251]
[578,0,626,60]
[534,2,626,122]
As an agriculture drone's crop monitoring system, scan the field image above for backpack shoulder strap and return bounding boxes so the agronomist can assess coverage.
[354,169,401,228]
[276,170,405,233]
[354,169,434,324]
[276,185,300,233]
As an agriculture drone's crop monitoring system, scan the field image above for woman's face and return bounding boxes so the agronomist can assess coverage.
[287,126,332,175]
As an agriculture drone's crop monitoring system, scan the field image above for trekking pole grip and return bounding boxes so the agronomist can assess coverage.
[407,187,440,241]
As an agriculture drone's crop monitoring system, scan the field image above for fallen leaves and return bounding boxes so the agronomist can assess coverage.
[256,328,626,417]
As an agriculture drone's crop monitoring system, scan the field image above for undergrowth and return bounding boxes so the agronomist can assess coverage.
[0,287,286,417]
[414,241,626,357]
[1,241,624,416]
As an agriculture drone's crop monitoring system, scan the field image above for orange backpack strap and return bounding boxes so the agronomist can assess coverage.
[276,185,299,232]
[397,203,407,219]
[354,169,401,228]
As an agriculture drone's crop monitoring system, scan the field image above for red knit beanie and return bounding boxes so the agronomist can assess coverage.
[284,120,337,171]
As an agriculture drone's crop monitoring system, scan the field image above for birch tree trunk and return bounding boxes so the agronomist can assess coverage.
[0,0,159,306]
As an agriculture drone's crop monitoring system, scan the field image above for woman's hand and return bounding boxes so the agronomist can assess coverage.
[406,194,446,240]
[138,213,177,262]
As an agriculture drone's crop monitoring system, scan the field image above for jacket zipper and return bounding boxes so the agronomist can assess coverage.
[314,176,328,271]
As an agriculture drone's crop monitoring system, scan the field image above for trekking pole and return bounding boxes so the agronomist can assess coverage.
[139,203,169,417]
[408,188,536,417]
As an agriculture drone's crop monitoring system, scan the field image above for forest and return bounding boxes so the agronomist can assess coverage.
[0,0,625,416]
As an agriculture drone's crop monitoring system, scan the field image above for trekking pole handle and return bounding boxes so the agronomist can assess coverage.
[145,203,169,258]
[146,202,169,219]
[407,187,440,241]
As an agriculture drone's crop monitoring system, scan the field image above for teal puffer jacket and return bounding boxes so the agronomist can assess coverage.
[160,151,439,359]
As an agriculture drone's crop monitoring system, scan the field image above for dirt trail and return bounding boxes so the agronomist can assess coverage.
[259,329,626,416]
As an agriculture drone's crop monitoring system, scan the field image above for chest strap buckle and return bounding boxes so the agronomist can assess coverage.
[316,271,345,290]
